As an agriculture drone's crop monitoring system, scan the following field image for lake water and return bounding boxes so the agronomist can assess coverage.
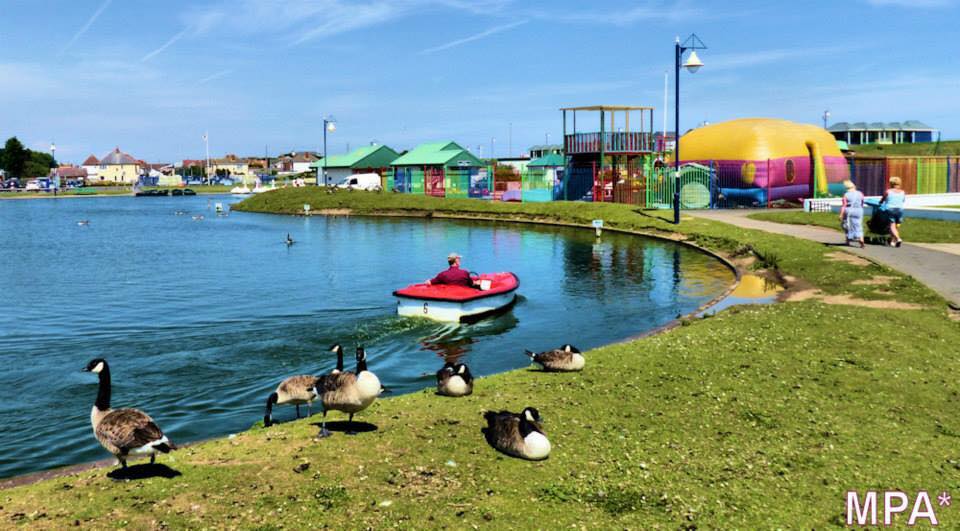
[0,194,732,478]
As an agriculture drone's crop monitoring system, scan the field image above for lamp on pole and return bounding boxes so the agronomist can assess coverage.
[822,110,831,130]
[321,116,336,186]
[673,33,706,224]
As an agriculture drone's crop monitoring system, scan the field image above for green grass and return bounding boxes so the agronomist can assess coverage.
[1,191,956,528]
[851,140,960,156]
[747,210,960,243]
[2,303,958,528]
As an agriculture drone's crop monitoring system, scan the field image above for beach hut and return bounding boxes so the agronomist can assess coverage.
[523,153,565,202]
[389,141,486,198]
[310,144,400,187]
[679,118,850,205]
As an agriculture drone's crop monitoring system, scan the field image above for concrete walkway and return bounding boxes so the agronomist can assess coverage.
[690,209,960,308]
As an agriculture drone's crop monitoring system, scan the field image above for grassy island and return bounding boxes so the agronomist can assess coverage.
[2,190,957,529]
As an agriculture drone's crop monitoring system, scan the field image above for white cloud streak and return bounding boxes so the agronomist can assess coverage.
[419,20,526,54]
[865,0,954,7]
[140,28,189,62]
[58,0,112,56]
[198,69,232,85]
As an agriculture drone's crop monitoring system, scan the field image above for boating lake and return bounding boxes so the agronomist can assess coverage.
[0,194,733,478]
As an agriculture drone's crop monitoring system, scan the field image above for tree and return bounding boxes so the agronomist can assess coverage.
[0,137,28,179]
[24,151,56,178]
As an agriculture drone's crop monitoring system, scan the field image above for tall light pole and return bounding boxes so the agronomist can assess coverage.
[508,122,512,158]
[822,110,831,129]
[321,116,336,186]
[673,34,706,225]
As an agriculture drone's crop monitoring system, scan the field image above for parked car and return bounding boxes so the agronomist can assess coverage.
[336,173,382,191]
[24,180,42,191]
[1,178,19,189]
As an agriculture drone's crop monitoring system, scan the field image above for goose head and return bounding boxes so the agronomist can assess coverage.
[561,344,581,354]
[84,358,108,374]
[521,407,542,424]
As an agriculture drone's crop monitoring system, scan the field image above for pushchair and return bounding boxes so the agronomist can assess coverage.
[865,198,892,245]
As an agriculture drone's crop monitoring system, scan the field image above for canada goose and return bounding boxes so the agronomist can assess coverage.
[525,344,585,372]
[482,407,550,460]
[285,233,295,246]
[436,362,473,397]
[262,344,344,427]
[192,215,204,221]
[313,347,382,438]
[77,220,90,226]
[83,358,176,468]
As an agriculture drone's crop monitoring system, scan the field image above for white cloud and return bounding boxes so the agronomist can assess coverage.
[706,46,856,71]
[865,0,954,7]
[141,28,189,62]
[198,69,232,85]
[419,20,527,54]
[59,0,112,56]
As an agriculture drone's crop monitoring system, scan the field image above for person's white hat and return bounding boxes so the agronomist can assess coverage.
[447,252,461,261]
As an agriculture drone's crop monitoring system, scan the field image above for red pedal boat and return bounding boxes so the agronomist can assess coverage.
[393,272,519,322]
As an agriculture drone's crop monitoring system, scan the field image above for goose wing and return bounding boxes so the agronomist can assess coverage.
[535,349,571,365]
[316,371,358,405]
[483,411,521,450]
[96,408,166,451]
[278,375,319,401]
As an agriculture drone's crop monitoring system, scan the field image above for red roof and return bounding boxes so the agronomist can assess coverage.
[82,155,99,165]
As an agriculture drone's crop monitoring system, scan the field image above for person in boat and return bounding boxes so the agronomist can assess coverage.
[426,253,478,288]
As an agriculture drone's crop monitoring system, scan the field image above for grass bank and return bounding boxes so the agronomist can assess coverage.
[747,210,960,243]
[2,190,957,528]
[850,140,960,156]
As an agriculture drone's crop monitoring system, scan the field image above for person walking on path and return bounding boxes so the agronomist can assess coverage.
[839,180,865,248]
[880,176,907,247]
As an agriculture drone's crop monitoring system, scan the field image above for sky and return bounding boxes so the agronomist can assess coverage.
[1,0,959,164]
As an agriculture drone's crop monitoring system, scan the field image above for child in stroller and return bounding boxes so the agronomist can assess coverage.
[865,198,892,245]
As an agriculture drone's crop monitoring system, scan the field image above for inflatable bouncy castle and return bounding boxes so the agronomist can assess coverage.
[679,118,849,204]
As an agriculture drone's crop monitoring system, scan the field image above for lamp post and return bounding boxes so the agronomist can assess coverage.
[822,110,830,130]
[673,34,706,224]
[321,116,336,186]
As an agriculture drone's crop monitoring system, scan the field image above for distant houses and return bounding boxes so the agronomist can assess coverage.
[207,154,250,179]
[827,121,938,145]
[97,148,141,183]
[276,152,319,174]
[81,155,100,180]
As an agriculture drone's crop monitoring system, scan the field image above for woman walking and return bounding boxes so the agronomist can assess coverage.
[839,180,865,248]
[880,176,906,247]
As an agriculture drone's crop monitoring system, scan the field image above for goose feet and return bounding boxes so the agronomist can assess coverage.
[150,454,155,465]
[316,426,332,439]
[346,414,358,435]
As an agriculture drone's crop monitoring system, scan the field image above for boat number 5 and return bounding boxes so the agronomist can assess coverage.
[423,302,429,314]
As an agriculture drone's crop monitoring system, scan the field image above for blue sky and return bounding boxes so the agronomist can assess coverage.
[1,0,958,163]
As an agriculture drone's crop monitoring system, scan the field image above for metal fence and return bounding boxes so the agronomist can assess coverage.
[849,156,960,196]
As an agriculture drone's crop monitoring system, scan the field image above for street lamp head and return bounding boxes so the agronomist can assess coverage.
[325,116,337,132]
[683,50,704,73]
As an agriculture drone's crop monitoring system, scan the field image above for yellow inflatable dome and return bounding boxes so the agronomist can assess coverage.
[678,118,848,198]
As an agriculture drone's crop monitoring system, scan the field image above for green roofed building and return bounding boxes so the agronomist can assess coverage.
[390,141,486,197]
[311,144,400,186]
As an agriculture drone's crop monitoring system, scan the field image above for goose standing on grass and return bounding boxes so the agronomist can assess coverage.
[263,344,344,427]
[436,362,474,397]
[482,407,551,460]
[313,347,383,438]
[525,344,585,372]
[83,358,176,468]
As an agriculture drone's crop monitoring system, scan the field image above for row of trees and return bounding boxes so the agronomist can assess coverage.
[0,137,56,179]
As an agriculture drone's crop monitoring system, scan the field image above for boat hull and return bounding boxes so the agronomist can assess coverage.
[396,291,517,322]
[394,272,519,322]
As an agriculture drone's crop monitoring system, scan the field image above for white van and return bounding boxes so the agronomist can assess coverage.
[336,173,382,191]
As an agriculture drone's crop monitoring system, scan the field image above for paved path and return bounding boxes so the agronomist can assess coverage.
[690,209,960,308]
